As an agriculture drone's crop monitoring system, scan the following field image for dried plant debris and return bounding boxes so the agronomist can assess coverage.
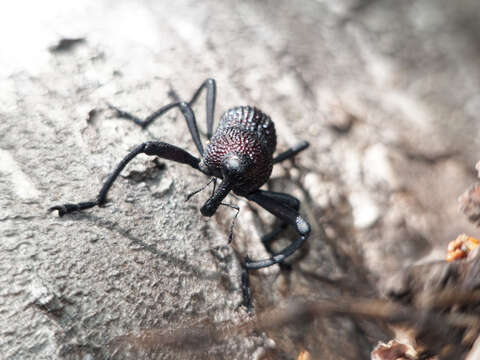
[371,340,418,360]
[446,234,480,262]
[106,288,480,359]
[458,183,480,226]
[383,246,480,359]
[297,349,311,360]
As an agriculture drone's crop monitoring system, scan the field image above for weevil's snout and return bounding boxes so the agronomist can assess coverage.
[200,200,218,217]
[200,177,233,217]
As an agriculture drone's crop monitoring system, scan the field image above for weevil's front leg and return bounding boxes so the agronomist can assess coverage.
[240,190,310,311]
[49,141,200,216]
[245,190,310,267]
[258,190,300,244]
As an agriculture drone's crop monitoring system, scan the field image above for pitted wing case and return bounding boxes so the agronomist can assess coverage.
[202,106,277,195]
[216,106,276,153]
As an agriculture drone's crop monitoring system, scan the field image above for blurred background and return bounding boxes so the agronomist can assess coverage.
[2,0,480,359]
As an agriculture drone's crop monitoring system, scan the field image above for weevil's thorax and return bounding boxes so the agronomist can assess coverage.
[201,106,276,195]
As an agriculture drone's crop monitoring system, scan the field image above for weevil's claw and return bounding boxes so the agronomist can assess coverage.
[48,201,97,217]
[49,205,67,217]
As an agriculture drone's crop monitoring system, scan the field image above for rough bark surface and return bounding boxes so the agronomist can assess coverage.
[2,0,480,359]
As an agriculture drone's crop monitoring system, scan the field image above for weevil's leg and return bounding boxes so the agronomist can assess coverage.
[240,190,310,310]
[257,192,300,271]
[260,190,300,209]
[245,190,310,268]
[170,79,217,139]
[259,190,300,244]
[241,257,252,312]
[261,223,292,272]
[188,78,216,139]
[273,140,309,164]
[49,141,200,217]
[107,102,176,129]
[109,101,204,156]
[220,203,240,244]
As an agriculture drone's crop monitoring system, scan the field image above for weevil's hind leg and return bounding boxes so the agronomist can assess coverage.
[258,191,300,270]
[261,191,300,245]
[273,140,309,164]
[188,78,216,140]
[108,101,204,156]
[49,141,200,217]
[245,190,310,267]
[240,190,310,311]
[169,78,217,140]
[261,223,291,272]
[259,191,300,244]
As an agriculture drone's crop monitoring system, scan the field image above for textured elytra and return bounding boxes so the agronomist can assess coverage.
[217,106,276,152]
[203,106,276,195]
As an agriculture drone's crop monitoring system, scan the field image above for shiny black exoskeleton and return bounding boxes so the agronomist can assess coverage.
[49,79,310,311]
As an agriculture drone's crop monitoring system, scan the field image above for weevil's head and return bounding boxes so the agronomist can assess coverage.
[200,153,250,218]
[221,153,251,189]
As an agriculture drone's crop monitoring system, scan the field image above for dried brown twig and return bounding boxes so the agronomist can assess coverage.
[108,293,480,355]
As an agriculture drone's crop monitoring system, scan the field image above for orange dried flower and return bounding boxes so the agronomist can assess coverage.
[446,234,479,262]
[297,350,311,360]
